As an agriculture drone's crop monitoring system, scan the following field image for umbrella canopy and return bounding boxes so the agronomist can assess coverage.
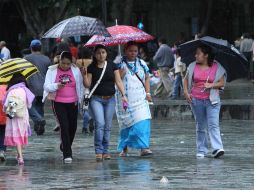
[0,58,39,84]
[85,25,154,47]
[179,36,248,82]
[42,16,111,38]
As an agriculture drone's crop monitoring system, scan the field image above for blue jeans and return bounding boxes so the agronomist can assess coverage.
[90,96,116,154]
[29,96,45,124]
[83,111,91,129]
[191,98,223,155]
[172,73,183,98]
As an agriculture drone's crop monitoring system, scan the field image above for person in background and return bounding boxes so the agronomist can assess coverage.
[3,73,35,165]
[116,41,153,157]
[76,47,94,134]
[0,41,11,63]
[43,51,84,164]
[171,48,186,99]
[240,33,253,78]
[83,44,127,161]
[25,39,52,136]
[153,37,174,97]
[183,44,226,159]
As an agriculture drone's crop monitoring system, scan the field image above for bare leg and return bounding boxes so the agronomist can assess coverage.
[16,145,24,164]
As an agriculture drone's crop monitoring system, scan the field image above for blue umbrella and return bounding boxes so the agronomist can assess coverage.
[179,36,248,82]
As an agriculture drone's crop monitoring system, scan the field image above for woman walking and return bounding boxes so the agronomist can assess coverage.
[3,73,34,165]
[116,41,153,157]
[43,51,84,163]
[183,44,226,158]
[83,44,127,161]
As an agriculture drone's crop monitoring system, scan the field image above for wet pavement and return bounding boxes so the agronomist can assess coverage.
[0,79,254,189]
[1,118,254,189]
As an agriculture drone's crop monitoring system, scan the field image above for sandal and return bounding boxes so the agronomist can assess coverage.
[140,149,153,156]
[17,157,24,165]
[103,154,111,160]
[119,147,128,157]
[95,154,103,161]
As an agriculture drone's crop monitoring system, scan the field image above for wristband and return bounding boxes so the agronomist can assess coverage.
[146,92,151,96]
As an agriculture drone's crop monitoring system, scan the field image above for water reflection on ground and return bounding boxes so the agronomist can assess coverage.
[0,120,254,189]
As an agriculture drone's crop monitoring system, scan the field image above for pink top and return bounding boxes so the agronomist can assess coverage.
[191,63,218,99]
[55,68,78,103]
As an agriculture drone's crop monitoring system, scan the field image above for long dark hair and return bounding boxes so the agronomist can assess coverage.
[91,44,108,66]
[7,72,28,90]
[196,44,215,67]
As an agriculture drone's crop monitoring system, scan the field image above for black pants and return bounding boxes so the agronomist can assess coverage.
[53,102,78,159]
[0,125,6,151]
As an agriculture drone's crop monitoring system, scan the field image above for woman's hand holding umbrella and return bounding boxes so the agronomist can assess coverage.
[146,93,152,102]
[204,82,214,89]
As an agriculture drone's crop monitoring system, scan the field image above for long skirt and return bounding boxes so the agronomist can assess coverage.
[117,119,151,152]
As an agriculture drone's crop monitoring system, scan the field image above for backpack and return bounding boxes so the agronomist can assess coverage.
[6,95,26,119]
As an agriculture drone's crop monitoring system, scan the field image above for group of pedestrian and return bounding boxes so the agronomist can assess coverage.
[0,37,226,166]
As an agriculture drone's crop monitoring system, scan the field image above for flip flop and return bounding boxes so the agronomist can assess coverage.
[140,149,153,156]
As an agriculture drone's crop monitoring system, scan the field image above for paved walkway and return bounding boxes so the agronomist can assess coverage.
[0,118,254,189]
[0,79,253,189]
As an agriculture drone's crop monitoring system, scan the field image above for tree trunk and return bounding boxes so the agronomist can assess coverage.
[16,0,70,38]
[123,0,134,25]
[200,0,214,36]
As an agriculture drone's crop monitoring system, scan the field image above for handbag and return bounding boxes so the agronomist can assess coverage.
[82,61,108,111]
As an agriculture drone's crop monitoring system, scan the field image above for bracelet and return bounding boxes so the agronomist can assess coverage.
[121,93,126,97]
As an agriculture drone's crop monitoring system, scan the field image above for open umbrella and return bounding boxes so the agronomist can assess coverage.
[0,58,38,84]
[179,36,248,82]
[85,25,154,47]
[42,16,111,38]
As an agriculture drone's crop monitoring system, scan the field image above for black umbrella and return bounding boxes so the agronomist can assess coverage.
[179,36,248,82]
[42,16,111,38]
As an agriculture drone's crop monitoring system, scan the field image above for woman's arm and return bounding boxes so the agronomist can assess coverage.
[114,70,128,102]
[204,76,225,89]
[119,68,127,79]
[144,73,152,102]
[44,69,61,92]
[83,68,92,88]
[183,73,192,103]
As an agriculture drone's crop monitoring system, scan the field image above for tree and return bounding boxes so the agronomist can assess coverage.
[199,0,214,36]
[15,0,72,38]
[15,0,103,38]
[110,0,134,25]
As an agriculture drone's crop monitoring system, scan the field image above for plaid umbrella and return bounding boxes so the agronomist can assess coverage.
[85,25,154,47]
[42,16,111,38]
[0,58,38,84]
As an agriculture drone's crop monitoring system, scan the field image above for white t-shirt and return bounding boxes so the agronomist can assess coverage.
[174,57,186,74]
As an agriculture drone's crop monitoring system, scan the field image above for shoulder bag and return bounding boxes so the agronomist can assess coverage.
[82,61,108,110]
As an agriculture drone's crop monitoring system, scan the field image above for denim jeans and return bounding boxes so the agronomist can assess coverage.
[191,98,223,155]
[0,125,6,151]
[29,96,45,124]
[90,96,116,154]
[172,73,183,98]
